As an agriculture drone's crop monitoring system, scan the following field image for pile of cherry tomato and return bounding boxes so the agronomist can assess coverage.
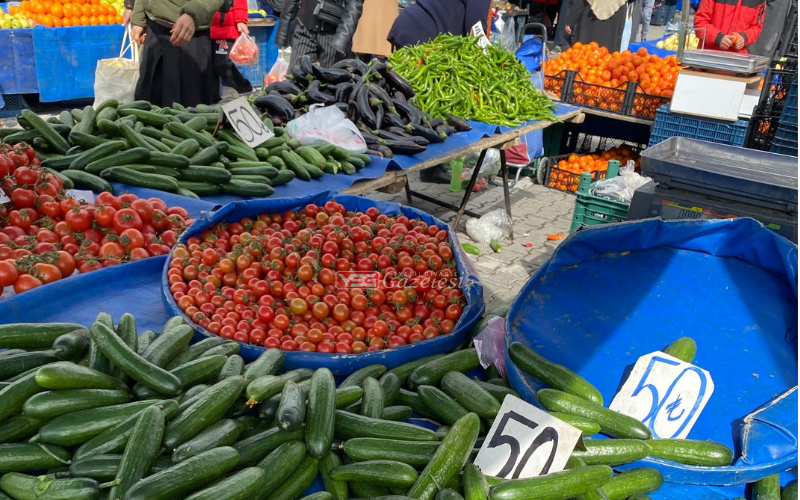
[167,201,469,354]
[0,142,192,296]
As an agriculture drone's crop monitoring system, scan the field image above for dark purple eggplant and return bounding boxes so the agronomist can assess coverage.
[264,80,303,95]
[429,117,445,128]
[298,55,314,77]
[332,58,369,75]
[405,123,442,143]
[254,94,296,121]
[445,114,472,132]
[368,84,397,115]
[311,65,353,85]
[366,148,384,157]
[382,140,426,155]
[385,70,415,99]
[288,65,309,86]
[334,83,353,102]
[307,80,337,105]
[334,102,349,113]
[373,144,393,157]
[385,126,409,136]
[394,99,423,126]
[357,86,377,130]
[434,125,450,141]
[349,79,364,103]
[360,130,380,145]
[347,101,361,123]
[440,125,456,136]
[373,104,384,132]
[382,109,405,129]
[393,91,407,102]
[376,128,429,146]
[364,61,387,81]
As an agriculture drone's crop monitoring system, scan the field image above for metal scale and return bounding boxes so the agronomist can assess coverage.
[629,137,799,242]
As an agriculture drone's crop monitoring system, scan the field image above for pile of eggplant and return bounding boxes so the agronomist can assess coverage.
[253,56,473,157]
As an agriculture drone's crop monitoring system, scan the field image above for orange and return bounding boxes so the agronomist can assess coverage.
[89,14,97,23]
[89,5,97,15]
[96,14,105,23]
[49,3,63,17]
[52,16,62,25]
[61,17,71,25]
[80,4,90,15]
[8,5,19,14]
[78,14,87,23]
[114,13,122,22]
[31,2,45,14]
[41,13,53,25]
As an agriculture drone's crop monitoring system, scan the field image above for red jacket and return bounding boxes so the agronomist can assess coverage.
[694,0,765,53]
[211,0,248,40]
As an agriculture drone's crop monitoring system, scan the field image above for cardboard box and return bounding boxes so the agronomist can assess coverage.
[670,69,762,121]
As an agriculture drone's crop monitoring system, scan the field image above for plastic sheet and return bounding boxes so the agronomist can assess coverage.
[0,28,38,95]
[161,192,485,375]
[390,121,499,169]
[504,218,798,487]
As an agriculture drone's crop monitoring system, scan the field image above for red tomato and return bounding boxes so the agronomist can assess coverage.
[113,208,143,233]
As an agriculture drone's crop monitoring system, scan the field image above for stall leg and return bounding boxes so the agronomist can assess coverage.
[452,149,488,230]
[500,149,514,242]
[403,178,413,205]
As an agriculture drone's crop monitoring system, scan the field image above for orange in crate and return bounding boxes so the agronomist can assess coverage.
[547,147,641,193]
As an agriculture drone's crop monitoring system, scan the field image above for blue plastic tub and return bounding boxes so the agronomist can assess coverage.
[161,191,485,375]
[504,218,798,488]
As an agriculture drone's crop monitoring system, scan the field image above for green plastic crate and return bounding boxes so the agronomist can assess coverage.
[569,160,630,233]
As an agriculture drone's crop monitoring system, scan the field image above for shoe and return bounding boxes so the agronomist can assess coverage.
[419,165,452,184]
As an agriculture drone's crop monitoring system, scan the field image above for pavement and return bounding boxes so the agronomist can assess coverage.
[371,171,576,312]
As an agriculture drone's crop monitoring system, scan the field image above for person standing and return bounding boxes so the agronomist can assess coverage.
[387,0,491,49]
[564,0,640,51]
[637,0,654,41]
[275,0,363,67]
[131,0,224,106]
[694,0,766,52]
[211,0,254,98]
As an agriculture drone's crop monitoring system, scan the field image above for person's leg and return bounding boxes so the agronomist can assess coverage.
[553,0,573,47]
[214,38,254,95]
[288,23,316,68]
[317,30,347,67]
[640,0,655,40]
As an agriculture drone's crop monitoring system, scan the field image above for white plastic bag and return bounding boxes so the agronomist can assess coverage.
[93,26,140,107]
[286,104,367,153]
[230,33,259,66]
[591,161,651,203]
[264,54,289,84]
[466,209,513,244]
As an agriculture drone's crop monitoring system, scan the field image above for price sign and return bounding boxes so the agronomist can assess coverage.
[609,352,714,439]
[0,192,9,204]
[221,96,274,148]
[473,395,582,480]
[66,190,95,204]
[470,21,491,50]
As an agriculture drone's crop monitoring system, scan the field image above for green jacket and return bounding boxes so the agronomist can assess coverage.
[131,0,225,31]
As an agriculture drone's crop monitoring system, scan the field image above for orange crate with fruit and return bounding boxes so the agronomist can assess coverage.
[545,146,641,193]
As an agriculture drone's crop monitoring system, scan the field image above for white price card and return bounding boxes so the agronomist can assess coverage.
[221,96,274,148]
[473,395,582,480]
[0,191,9,204]
[470,21,491,49]
[609,351,714,439]
[66,190,95,204]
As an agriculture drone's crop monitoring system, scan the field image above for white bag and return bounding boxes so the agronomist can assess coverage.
[286,104,367,153]
[93,26,141,108]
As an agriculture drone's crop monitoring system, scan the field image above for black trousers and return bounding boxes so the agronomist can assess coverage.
[289,22,347,68]
[135,21,217,107]
[213,38,254,94]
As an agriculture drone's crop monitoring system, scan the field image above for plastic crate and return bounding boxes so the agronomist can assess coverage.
[570,74,628,114]
[649,106,748,147]
[547,162,608,193]
[771,123,798,156]
[569,163,629,233]
[0,94,29,119]
[650,4,668,25]
[779,76,798,128]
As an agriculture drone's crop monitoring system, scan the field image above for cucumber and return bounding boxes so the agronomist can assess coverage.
[96,106,119,123]
[124,447,240,500]
[408,349,479,389]
[0,414,47,444]
[69,453,124,480]
[464,463,489,500]
[38,400,158,446]
[219,355,245,379]
[361,377,385,418]
[234,425,307,467]
[181,165,232,183]
[335,409,438,441]
[307,368,336,458]
[408,413,481,500]
[51,329,91,362]
[184,116,209,131]
[265,456,319,500]
[189,145,222,165]
[172,418,246,463]
[662,337,697,363]
[151,165,181,177]
[148,150,191,168]
[140,127,182,144]
[340,364,387,388]
[331,459,419,487]
[489,465,614,500]
[509,342,603,405]
[0,372,45,421]
[118,108,171,126]
[755,474,781,500]
[319,452,349,500]
[418,385,469,426]
[165,337,226,369]
[178,181,222,196]
[142,134,173,152]
[163,376,246,450]
[222,179,275,197]
[41,154,81,171]
[22,388,130,419]
[21,109,70,153]
[382,405,413,421]
[0,323,85,349]
[118,100,151,111]
[299,494,332,500]
[645,438,732,466]
[281,150,311,180]
[68,141,128,170]
[538,389,651,440]
[600,468,663,500]
[185,467,266,500]
[166,121,216,147]
[74,106,97,134]
[243,349,284,381]
[572,439,652,466]
[35,362,128,391]
[266,155,285,168]
[172,138,202,157]
[0,443,71,473]
[396,388,438,419]
[103,167,180,192]
[132,354,226,398]
[441,371,501,419]
[246,369,313,403]
[90,322,181,396]
[349,482,390,498]
[382,355,443,386]
[83,146,149,171]
[229,169,277,180]
[95,118,122,137]
[142,323,194,368]
[376,372,400,406]
[200,342,240,359]
[335,385,364,408]
[343,438,439,467]
[107,406,165,500]
[783,482,798,500]
[0,351,59,380]
[296,145,327,167]
[226,144,260,162]
[0,473,99,500]
[59,170,114,192]
[277,379,307,432]
[475,380,519,403]
[437,489,465,500]
[254,441,307,498]
[137,331,158,357]
[549,412,601,436]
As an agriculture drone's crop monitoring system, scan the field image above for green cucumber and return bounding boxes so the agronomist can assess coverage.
[95,119,122,137]
[549,412,601,435]
[35,362,127,390]
[265,456,319,500]
[645,438,732,466]
[418,385,469,426]
[296,145,327,167]
[383,355,444,386]
[51,329,91,362]
[349,482,390,498]
[307,368,336,458]
[243,349,284,381]
[464,463,489,500]
[59,169,114,192]
[382,405,413,421]
[537,389,651,440]
[572,439,652,466]
[379,372,401,405]
[234,425,307,467]
[132,354,226,398]
[69,454,124,480]
[124,447,240,500]
[335,409,438,441]
[178,181,222,196]
[0,473,99,500]
[118,100,151,111]
[408,349,479,389]
[90,322,181,396]
[600,468,663,500]
[142,323,194,367]
[441,371,501,419]
[181,165,232,183]
[102,167,180,192]
[189,145,222,165]
[343,438,439,467]
[509,342,603,405]
[277,379,307,432]
[0,443,71,473]
[220,355,245,379]
[38,400,157,446]
[270,169,295,186]
[226,144,259,162]
[165,337,226,370]
[107,405,165,500]
[172,138,201,157]
[136,331,158,356]
[254,441,307,498]
[172,418,246,463]
[0,414,47,444]
[336,385,364,408]
[118,108,171,126]
[0,372,45,421]
[489,465,614,500]
[331,459,418,487]
[142,134,173,152]
[166,121,216,148]
[0,322,85,349]
[116,313,138,355]
[783,482,798,500]
[184,116,209,131]
[662,337,697,363]
[407,413,481,500]
[437,489,465,500]
[396,388,438,419]
[319,452,349,500]
[246,369,313,403]
[361,376,385,418]
[41,154,81,171]
[341,364,387,388]
[185,467,266,500]
[475,380,519,403]
[221,179,275,197]
[755,475,781,500]
[140,127,182,144]
[83,146,150,171]
[69,141,128,170]
[0,351,59,380]
[22,389,130,419]
[299,493,332,500]
[21,109,70,153]
[148,151,191,168]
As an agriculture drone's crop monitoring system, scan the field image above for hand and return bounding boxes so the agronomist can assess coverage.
[122,8,132,25]
[131,24,145,44]
[236,22,249,35]
[734,33,745,50]
[170,13,196,47]
[565,25,572,34]
[719,34,733,50]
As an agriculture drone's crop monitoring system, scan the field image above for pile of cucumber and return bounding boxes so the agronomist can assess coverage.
[0,316,793,500]
[0,101,372,199]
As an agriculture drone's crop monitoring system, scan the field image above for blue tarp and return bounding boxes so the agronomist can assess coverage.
[504,218,798,490]
[629,36,676,58]
[0,28,38,95]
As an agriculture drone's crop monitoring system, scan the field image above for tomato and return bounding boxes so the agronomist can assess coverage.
[53,251,76,278]
[113,208,143,233]
[99,242,126,259]
[32,263,62,284]
[94,205,116,227]
[14,274,42,294]
[130,199,155,224]
[8,209,36,230]
[11,188,35,208]
[119,228,145,250]
[0,260,18,288]
[65,208,93,232]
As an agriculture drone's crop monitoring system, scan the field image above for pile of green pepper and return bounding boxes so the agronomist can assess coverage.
[388,34,557,126]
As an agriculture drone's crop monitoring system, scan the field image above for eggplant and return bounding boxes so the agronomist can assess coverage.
[382,140,426,155]
[394,99,423,126]
[445,113,473,132]
[298,55,314,78]
[366,61,388,79]
[382,108,406,129]
[307,80,337,105]
[334,102,349,113]
[393,91,407,102]
[357,86,377,130]
[288,65,309,86]
[253,94,296,121]
[332,58,369,75]
[373,144,393,157]
[375,130,428,146]
[374,104,385,132]
[439,125,456,136]
[385,126,409,136]
[349,79,364,103]
[264,80,303,95]
[386,70,415,99]
[347,101,361,123]
[334,83,353,102]
[311,65,353,85]
[434,125,450,141]
[366,148,385,157]
[405,123,442,143]
[360,130,380,145]
[368,84,397,115]
[429,117,445,128]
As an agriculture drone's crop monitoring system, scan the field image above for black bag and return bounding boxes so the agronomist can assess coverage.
[219,0,233,24]
[313,0,343,26]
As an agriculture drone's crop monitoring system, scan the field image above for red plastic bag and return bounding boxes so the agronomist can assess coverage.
[230,33,259,66]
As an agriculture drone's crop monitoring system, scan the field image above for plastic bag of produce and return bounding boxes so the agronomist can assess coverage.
[263,52,289,85]
[286,104,367,153]
[93,26,140,107]
[466,209,513,244]
[230,33,259,65]
[591,161,651,203]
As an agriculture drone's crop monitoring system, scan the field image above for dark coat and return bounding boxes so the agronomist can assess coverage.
[386,0,491,48]
[275,0,363,52]
[564,0,639,51]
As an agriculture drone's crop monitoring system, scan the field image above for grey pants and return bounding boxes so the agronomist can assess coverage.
[289,23,348,68]
[639,0,656,41]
